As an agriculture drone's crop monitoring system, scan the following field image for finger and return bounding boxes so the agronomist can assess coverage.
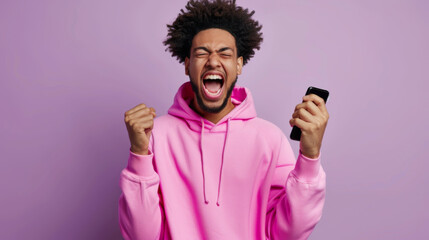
[134,114,154,124]
[149,107,157,117]
[129,117,154,131]
[290,117,311,130]
[306,101,322,116]
[292,108,316,123]
[303,94,324,105]
[294,101,322,116]
[294,102,305,112]
[125,108,153,122]
[141,120,154,131]
[303,94,328,115]
[126,103,147,115]
[129,122,154,136]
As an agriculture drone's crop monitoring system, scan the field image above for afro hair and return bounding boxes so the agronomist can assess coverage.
[163,0,263,65]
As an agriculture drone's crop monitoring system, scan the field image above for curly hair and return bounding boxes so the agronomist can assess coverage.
[163,0,263,65]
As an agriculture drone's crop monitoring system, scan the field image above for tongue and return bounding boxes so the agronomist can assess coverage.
[204,81,222,93]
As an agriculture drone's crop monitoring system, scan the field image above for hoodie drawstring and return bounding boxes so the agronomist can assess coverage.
[200,118,231,206]
[200,119,209,204]
[216,118,230,206]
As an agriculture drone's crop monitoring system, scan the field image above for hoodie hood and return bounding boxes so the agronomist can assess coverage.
[167,81,257,206]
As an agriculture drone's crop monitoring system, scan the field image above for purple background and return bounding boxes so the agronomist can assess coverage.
[1,0,428,239]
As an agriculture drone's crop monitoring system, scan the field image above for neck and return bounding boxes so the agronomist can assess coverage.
[190,98,235,124]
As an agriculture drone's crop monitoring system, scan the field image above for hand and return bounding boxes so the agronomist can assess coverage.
[124,103,156,155]
[289,94,329,158]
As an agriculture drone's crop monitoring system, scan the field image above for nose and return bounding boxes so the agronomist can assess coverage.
[205,52,221,68]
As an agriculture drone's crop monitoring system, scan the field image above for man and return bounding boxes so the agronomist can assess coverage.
[119,0,329,239]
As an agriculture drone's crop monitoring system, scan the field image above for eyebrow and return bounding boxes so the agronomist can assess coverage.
[193,47,234,53]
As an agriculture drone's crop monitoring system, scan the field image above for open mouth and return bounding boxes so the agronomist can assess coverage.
[202,73,224,100]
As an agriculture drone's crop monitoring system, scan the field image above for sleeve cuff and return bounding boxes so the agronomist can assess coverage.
[292,151,322,182]
[127,148,156,177]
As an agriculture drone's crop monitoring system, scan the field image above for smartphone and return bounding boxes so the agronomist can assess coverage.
[290,86,329,141]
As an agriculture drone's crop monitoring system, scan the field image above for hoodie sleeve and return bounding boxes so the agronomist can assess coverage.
[118,145,165,240]
[266,134,326,240]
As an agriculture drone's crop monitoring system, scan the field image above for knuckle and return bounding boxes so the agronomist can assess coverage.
[142,108,150,114]
[314,121,322,129]
[310,101,318,108]
[128,119,136,127]
[312,94,321,100]
[135,127,144,134]
[322,116,328,123]
[132,124,144,133]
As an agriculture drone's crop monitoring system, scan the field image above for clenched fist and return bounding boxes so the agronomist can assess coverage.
[124,104,156,155]
[289,94,329,159]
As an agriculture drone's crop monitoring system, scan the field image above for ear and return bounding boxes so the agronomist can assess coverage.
[236,56,243,75]
[185,57,190,76]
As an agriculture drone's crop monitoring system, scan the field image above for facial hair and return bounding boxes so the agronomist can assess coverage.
[190,76,237,114]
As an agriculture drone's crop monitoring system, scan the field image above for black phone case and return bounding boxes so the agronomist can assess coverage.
[290,86,329,141]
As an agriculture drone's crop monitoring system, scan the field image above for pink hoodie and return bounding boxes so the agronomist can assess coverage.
[119,82,326,240]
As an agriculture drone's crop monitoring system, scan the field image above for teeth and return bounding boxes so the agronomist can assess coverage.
[204,74,223,80]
